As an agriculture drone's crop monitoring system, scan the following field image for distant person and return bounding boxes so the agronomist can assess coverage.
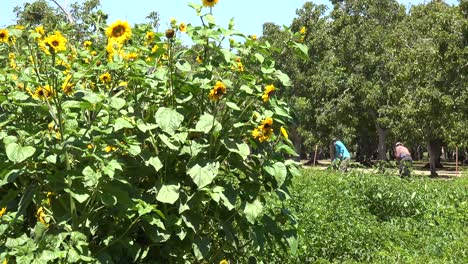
[394,142,412,177]
[333,138,351,172]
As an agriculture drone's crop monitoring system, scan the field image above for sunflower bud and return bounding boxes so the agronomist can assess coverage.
[165,29,175,39]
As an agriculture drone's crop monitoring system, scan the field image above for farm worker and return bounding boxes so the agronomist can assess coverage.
[394,142,412,177]
[332,138,351,172]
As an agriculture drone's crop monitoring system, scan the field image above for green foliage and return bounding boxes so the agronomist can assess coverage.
[0,2,301,263]
[264,169,467,263]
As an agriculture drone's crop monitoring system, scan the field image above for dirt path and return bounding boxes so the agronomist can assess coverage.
[301,159,466,179]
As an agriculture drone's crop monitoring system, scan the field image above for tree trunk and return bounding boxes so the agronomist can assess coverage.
[376,125,388,161]
[427,139,443,177]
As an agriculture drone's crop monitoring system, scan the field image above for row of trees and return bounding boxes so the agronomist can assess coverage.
[262,0,467,176]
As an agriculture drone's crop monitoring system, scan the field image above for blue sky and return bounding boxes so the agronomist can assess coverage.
[1,0,460,35]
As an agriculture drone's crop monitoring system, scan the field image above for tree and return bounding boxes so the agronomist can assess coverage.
[391,0,467,176]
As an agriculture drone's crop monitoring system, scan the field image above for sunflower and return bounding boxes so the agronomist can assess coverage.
[165,29,175,39]
[99,72,112,83]
[106,20,132,43]
[262,84,275,102]
[0,29,9,43]
[36,207,47,225]
[280,127,288,139]
[125,52,138,61]
[0,207,6,217]
[300,26,306,35]
[202,0,219,7]
[252,117,274,142]
[251,34,257,41]
[33,85,54,100]
[35,25,45,36]
[83,40,92,48]
[42,31,67,54]
[208,81,226,100]
[196,55,203,64]
[146,31,155,44]
[236,61,244,72]
[62,75,74,95]
[106,38,123,61]
[219,260,229,264]
[179,22,187,33]
[104,145,117,152]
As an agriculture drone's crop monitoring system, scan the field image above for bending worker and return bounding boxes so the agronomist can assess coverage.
[333,138,351,172]
[394,142,412,177]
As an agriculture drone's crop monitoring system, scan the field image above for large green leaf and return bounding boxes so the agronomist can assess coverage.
[64,188,89,204]
[192,236,211,260]
[82,166,101,188]
[155,107,184,134]
[146,157,163,172]
[6,143,35,163]
[264,162,288,187]
[176,60,191,72]
[244,199,263,224]
[156,184,180,204]
[188,162,219,189]
[113,117,134,131]
[195,113,221,133]
[222,139,250,160]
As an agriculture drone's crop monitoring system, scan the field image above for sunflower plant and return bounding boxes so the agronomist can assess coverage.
[0,1,305,263]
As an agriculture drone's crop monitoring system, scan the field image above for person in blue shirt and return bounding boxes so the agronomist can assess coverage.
[333,138,351,172]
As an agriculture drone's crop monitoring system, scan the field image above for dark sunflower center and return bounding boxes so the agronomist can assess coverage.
[38,90,44,96]
[0,33,5,38]
[263,123,271,129]
[112,25,125,37]
[51,40,59,47]
[214,88,223,95]
[207,0,214,2]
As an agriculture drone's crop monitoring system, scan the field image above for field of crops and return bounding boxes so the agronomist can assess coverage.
[257,169,468,263]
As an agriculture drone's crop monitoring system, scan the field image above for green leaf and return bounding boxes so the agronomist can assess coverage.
[225,102,240,111]
[176,60,191,72]
[0,169,21,187]
[285,229,298,255]
[10,91,30,101]
[264,162,288,187]
[109,97,126,110]
[293,42,309,60]
[113,117,134,131]
[195,113,221,133]
[205,14,216,25]
[276,143,299,156]
[220,49,233,62]
[222,139,250,160]
[255,53,265,63]
[136,119,157,132]
[155,107,184,134]
[188,162,219,189]
[102,160,123,178]
[83,93,104,104]
[146,157,163,172]
[192,236,211,261]
[156,184,180,204]
[6,143,35,163]
[244,199,263,224]
[127,144,141,156]
[82,166,101,187]
[274,70,292,86]
[158,134,179,150]
[220,188,236,210]
[64,188,89,204]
